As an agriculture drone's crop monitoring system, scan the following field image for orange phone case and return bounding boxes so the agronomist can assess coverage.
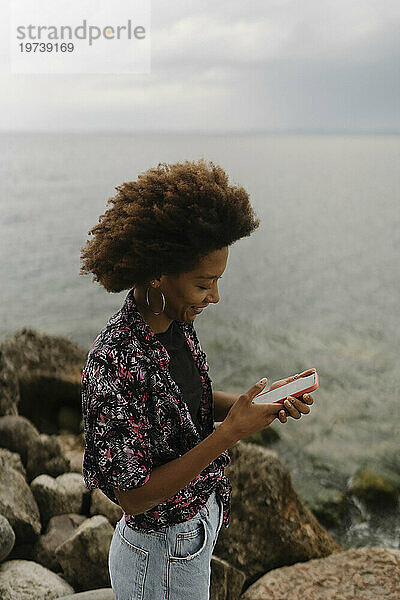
[256,370,319,404]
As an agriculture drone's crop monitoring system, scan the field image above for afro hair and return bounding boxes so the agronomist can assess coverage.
[79,158,260,292]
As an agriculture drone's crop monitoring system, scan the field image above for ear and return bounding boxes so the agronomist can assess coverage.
[150,274,162,286]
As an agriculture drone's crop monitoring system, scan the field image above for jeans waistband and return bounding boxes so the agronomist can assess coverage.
[120,488,219,532]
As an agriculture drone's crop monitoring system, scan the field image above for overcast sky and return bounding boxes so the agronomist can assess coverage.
[0,0,399,133]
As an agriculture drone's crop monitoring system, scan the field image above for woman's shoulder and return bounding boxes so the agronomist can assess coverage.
[82,321,151,391]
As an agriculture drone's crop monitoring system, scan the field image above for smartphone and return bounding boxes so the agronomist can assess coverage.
[253,371,319,404]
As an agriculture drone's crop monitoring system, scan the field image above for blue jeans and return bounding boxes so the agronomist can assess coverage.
[108,490,224,600]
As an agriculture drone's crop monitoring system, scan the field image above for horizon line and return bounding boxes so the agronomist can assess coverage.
[0,128,399,136]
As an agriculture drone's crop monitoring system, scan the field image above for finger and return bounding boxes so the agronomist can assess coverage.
[298,368,316,378]
[278,409,287,423]
[283,397,301,419]
[270,368,316,391]
[270,372,303,391]
[290,397,311,414]
[262,401,289,417]
[269,377,290,390]
[248,378,269,401]
[285,368,316,385]
[302,393,314,405]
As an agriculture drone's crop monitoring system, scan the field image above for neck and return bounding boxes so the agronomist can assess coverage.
[133,286,173,334]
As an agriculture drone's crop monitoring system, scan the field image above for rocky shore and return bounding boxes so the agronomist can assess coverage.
[0,328,398,599]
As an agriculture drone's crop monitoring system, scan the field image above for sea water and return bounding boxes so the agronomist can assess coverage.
[1,132,399,548]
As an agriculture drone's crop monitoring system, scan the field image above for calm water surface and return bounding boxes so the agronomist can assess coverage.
[1,132,399,548]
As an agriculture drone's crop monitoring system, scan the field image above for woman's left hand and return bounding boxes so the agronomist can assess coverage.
[266,368,316,424]
[277,393,314,423]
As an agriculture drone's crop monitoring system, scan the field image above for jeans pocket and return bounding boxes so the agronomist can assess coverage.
[170,518,208,561]
[109,524,149,600]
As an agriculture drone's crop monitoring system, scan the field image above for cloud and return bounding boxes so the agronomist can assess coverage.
[0,0,398,132]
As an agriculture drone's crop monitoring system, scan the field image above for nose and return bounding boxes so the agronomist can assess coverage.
[206,281,220,304]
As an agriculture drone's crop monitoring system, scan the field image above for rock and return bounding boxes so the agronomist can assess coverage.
[350,468,399,508]
[28,433,71,480]
[0,447,26,478]
[58,590,115,600]
[214,442,341,586]
[66,450,84,473]
[294,478,349,528]
[90,489,123,526]
[0,328,87,434]
[57,433,85,454]
[33,513,87,572]
[0,516,15,563]
[0,415,70,481]
[210,555,246,600]
[263,437,350,530]
[58,433,84,473]
[0,415,40,465]
[0,460,41,543]
[0,348,19,416]
[30,473,88,526]
[0,559,74,599]
[243,427,280,446]
[55,515,114,591]
[240,546,400,599]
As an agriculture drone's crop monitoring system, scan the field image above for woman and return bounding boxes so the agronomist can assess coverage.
[79,159,314,600]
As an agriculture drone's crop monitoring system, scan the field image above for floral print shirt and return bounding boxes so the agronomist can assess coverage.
[81,287,232,531]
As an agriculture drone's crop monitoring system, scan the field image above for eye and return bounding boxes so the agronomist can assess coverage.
[197,277,222,291]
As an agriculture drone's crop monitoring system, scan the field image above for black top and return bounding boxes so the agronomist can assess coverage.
[155,320,203,434]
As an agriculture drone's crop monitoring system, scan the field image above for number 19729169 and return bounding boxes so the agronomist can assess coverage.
[19,42,75,52]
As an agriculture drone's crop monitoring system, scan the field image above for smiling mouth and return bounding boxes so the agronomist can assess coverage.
[191,306,207,313]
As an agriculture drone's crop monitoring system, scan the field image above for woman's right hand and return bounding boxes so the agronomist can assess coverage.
[218,378,284,446]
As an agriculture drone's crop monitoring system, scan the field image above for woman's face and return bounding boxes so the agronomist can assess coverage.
[159,246,228,323]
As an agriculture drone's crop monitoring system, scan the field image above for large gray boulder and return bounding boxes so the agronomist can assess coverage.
[0,415,38,464]
[33,513,87,572]
[66,449,84,473]
[55,515,114,591]
[0,516,15,563]
[31,433,71,480]
[57,433,85,473]
[0,559,74,599]
[240,546,400,599]
[30,473,88,527]
[0,460,41,543]
[0,328,87,434]
[0,447,26,478]
[0,415,70,480]
[90,489,123,526]
[215,442,341,585]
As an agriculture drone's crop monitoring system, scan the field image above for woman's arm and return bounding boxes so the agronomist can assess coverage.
[114,422,234,515]
[212,390,240,422]
[114,384,313,515]
[114,392,239,515]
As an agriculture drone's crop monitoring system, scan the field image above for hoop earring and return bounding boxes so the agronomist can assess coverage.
[146,284,166,316]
